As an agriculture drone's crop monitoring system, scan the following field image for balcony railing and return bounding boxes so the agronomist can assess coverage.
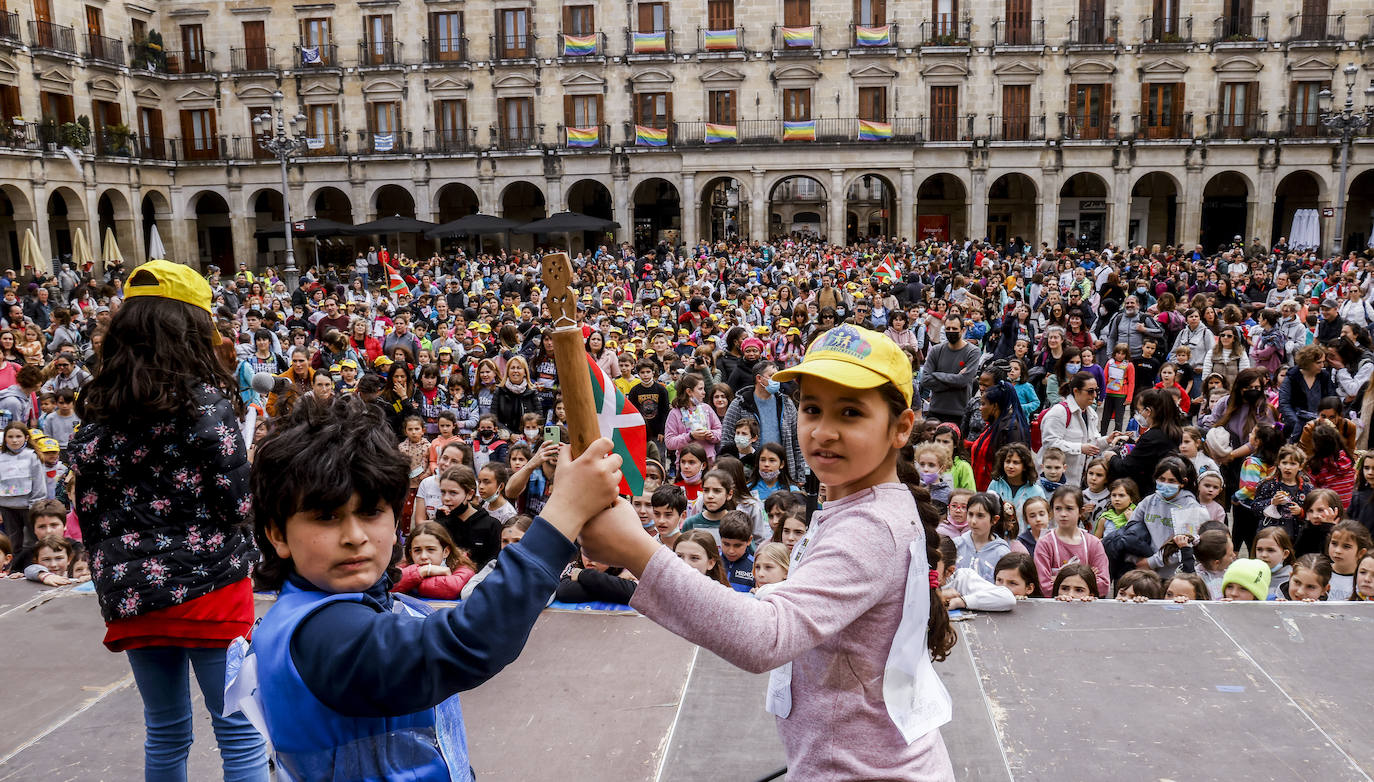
[424,37,468,64]
[1131,111,1193,139]
[495,126,538,149]
[773,24,820,51]
[85,33,124,65]
[29,20,76,54]
[426,128,478,153]
[0,12,20,46]
[1207,112,1266,139]
[926,114,974,141]
[557,123,612,149]
[301,131,347,156]
[988,114,1046,141]
[1280,110,1322,138]
[1142,16,1193,44]
[358,39,402,66]
[1288,14,1343,42]
[357,130,409,153]
[0,121,38,150]
[231,46,275,72]
[696,27,742,53]
[992,19,1045,46]
[160,48,213,74]
[296,43,338,67]
[674,118,926,145]
[173,135,234,162]
[138,134,175,161]
[1214,15,1268,42]
[491,34,535,60]
[849,23,898,49]
[1061,113,1119,140]
[559,30,606,57]
[919,17,970,46]
[627,29,672,55]
[1067,15,1118,46]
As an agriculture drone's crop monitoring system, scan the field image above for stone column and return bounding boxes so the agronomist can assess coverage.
[750,168,766,242]
[681,172,697,248]
[612,175,631,246]
[29,181,49,274]
[230,188,253,268]
[828,168,845,246]
[899,168,915,242]
[968,170,987,241]
[1111,169,1131,248]
[545,178,564,214]
[128,184,147,264]
[1181,167,1203,248]
[1038,170,1061,250]
[1252,165,1276,247]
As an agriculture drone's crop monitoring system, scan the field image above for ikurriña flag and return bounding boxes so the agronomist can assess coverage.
[585,352,647,496]
[383,260,409,296]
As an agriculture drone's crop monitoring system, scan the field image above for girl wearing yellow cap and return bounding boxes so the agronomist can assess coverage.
[580,323,958,780]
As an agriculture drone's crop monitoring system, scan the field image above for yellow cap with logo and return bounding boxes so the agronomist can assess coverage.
[773,323,913,406]
[123,259,213,313]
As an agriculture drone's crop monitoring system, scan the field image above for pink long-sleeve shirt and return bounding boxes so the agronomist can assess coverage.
[630,483,954,780]
[1033,528,1111,596]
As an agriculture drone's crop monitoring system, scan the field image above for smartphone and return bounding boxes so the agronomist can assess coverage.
[544,425,561,445]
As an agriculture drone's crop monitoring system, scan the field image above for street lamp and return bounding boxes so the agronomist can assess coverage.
[1317,64,1374,258]
[253,90,309,290]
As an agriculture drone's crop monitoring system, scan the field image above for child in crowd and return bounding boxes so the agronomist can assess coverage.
[1132,338,1163,390]
[675,442,708,502]
[1017,496,1050,557]
[1101,343,1135,434]
[0,421,45,552]
[1052,563,1099,602]
[42,389,80,457]
[682,469,735,543]
[751,542,790,590]
[435,465,501,570]
[1180,426,1219,475]
[1081,458,1111,525]
[988,443,1045,526]
[712,457,768,544]
[1353,551,1374,601]
[913,442,954,511]
[1035,487,1110,596]
[1196,471,1227,525]
[771,513,808,554]
[1348,453,1374,534]
[763,490,805,540]
[34,437,65,500]
[391,521,477,600]
[932,423,977,490]
[672,529,730,586]
[1153,363,1190,416]
[1114,569,1163,602]
[1037,448,1068,496]
[1220,559,1270,601]
[938,488,973,539]
[1008,359,1039,420]
[1232,424,1283,554]
[935,536,1015,612]
[471,414,509,471]
[955,491,1012,582]
[718,512,756,593]
[556,549,637,605]
[0,532,10,575]
[1282,554,1332,601]
[749,443,800,504]
[461,516,534,600]
[993,552,1039,598]
[1246,444,1312,542]
[427,411,461,467]
[1165,572,1211,602]
[398,415,432,529]
[723,418,760,473]
[1106,457,1208,582]
[18,533,77,586]
[1325,520,1371,600]
[650,484,688,551]
[1297,488,1343,556]
[1193,529,1237,599]
[10,498,66,572]
[1095,478,1138,538]
[1252,526,1296,599]
[477,463,517,524]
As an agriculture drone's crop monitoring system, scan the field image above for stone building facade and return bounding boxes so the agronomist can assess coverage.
[0,0,1370,271]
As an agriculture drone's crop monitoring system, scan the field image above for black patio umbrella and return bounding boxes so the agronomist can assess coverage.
[425,213,519,239]
[342,214,438,236]
[252,217,353,239]
[513,211,619,235]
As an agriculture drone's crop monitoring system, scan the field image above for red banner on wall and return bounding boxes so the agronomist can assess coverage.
[918,215,949,242]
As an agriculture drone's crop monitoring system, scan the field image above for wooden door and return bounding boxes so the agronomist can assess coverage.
[243,21,266,69]
[707,90,736,124]
[182,24,205,71]
[84,5,101,35]
[1001,84,1029,138]
[637,3,667,32]
[564,5,594,35]
[435,99,467,148]
[855,0,885,26]
[1141,82,1181,138]
[858,86,886,120]
[707,0,733,30]
[1005,0,1030,43]
[930,85,958,140]
[365,15,393,63]
[783,88,811,120]
[499,9,528,57]
[783,0,810,27]
[430,12,462,60]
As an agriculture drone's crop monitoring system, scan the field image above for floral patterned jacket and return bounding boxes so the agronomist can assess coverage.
[70,385,258,622]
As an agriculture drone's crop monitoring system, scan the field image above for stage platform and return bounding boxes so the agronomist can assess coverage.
[2,580,1370,781]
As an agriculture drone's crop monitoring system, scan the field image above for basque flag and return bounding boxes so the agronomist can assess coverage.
[874,254,899,284]
[383,259,409,296]
[586,353,647,496]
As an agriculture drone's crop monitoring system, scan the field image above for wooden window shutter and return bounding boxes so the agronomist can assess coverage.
[564,95,574,126]
[562,6,571,33]
[1101,82,1112,132]
[665,92,673,124]
[1244,81,1257,123]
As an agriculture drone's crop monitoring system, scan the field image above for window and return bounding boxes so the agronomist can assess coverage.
[434,99,467,148]
[929,85,958,140]
[0,86,20,123]
[500,97,533,144]
[1221,0,1252,37]
[1077,0,1104,43]
[84,5,102,36]
[637,2,668,32]
[855,0,885,26]
[364,15,393,64]
[634,92,671,127]
[33,0,53,47]
[301,18,332,64]
[498,9,529,58]
[708,90,736,124]
[707,0,734,30]
[1289,81,1325,137]
[783,0,810,27]
[565,94,601,127]
[130,19,146,43]
[242,21,268,69]
[179,108,217,160]
[1219,81,1255,137]
[783,88,811,121]
[932,0,958,37]
[857,87,886,121]
[39,91,74,124]
[247,106,273,159]
[1070,83,1110,139]
[564,5,594,35]
[180,24,206,72]
[139,107,165,158]
[1001,84,1029,139]
[1298,0,1328,39]
[306,103,339,152]
[430,12,463,61]
[368,101,399,134]
[1142,82,1183,138]
[1150,0,1179,40]
[1005,0,1030,44]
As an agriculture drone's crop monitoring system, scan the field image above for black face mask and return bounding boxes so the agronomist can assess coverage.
[945,331,961,342]
[479,430,495,441]
[1242,388,1263,403]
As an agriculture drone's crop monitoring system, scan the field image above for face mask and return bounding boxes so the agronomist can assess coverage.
[1136,287,1147,294]
[1155,482,1180,499]
[758,468,781,483]
[920,471,940,485]
[765,379,781,395]
[734,434,752,450]
[479,430,495,441]
[1065,362,1081,374]
[1134,411,1149,427]
[524,428,540,440]
[1242,388,1263,403]
[945,330,961,342]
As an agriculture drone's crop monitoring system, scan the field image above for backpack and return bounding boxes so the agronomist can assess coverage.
[1031,401,1071,452]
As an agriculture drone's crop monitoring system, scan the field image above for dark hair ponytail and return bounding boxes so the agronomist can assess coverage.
[918,485,957,662]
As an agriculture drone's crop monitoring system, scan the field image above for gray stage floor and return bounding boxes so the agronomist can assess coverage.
[2,580,1371,781]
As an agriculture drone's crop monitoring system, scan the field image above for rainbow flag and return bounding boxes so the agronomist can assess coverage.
[566,126,599,148]
[855,24,892,46]
[635,125,668,147]
[858,119,893,140]
[705,122,738,143]
[703,28,738,50]
[562,33,598,56]
[586,352,647,496]
[783,120,815,141]
[632,31,666,53]
[781,26,815,47]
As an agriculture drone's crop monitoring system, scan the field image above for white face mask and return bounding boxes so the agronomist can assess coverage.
[524,428,540,440]
[734,434,752,450]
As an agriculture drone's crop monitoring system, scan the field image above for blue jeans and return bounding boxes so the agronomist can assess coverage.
[126,646,269,782]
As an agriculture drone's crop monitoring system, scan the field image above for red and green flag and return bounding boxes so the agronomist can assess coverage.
[874,254,899,284]
[586,352,647,496]
[383,260,409,296]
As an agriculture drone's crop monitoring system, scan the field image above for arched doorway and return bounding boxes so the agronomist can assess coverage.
[1201,172,1250,253]
[987,173,1037,248]
[1129,172,1179,249]
[916,174,967,242]
[251,189,286,269]
[141,191,171,264]
[1272,171,1322,252]
[768,175,827,241]
[566,179,614,255]
[845,174,895,244]
[435,183,480,223]
[699,176,746,244]
[311,186,355,270]
[501,182,546,252]
[47,188,83,267]
[632,178,681,255]
[1344,170,1374,254]
[192,191,233,271]
[96,190,134,269]
[1058,172,1110,250]
[0,185,33,272]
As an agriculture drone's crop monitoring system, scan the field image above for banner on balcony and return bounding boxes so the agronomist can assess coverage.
[305,137,325,150]
[634,125,668,147]
[703,29,738,50]
[632,31,666,53]
[855,25,892,46]
[300,46,322,64]
[782,120,815,141]
[566,126,599,148]
[858,119,893,140]
[562,33,598,56]
[373,133,394,152]
[704,123,738,143]
[781,26,815,47]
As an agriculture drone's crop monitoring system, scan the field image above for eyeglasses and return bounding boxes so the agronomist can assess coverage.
[1080,387,1099,394]
[1220,333,1235,338]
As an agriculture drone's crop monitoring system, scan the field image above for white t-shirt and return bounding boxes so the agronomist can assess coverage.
[415,474,442,520]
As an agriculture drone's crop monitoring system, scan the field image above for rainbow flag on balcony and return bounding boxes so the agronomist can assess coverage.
[858,119,893,140]
[855,24,892,46]
[562,33,598,56]
[782,120,815,141]
[632,31,666,53]
[635,125,668,147]
[566,126,599,147]
[781,26,815,47]
[703,28,738,50]
[704,123,738,143]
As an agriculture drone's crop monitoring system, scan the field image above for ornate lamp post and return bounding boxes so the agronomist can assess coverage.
[252,90,309,290]
[1318,64,1374,257]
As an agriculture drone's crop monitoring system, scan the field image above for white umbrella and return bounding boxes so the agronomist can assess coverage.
[147,223,166,260]
[101,226,123,271]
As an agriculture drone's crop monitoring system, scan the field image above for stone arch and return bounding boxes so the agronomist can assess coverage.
[1058,171,1112,250]
[632,178,681,253]
[986,173,1037,248]
[0,184,33,271]
[433,182,480,223]
[1343,168,1374,253]
[844,172,897,243]
[916,173,968,242]
[767,175,829,240]
[306,186,355,224]
[1130,171,1182,248]
[698,175,751,244]
[46,187,85,267]
[1272,170,1324,252]
[96,189,134,266]
[1201,171,1252,252]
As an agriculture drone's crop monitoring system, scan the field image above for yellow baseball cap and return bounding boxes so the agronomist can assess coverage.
[373,355,394,368]
[33,437,59,453]
[124,259,213,313]
[773,324,913,406]
[340,359,358,369]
